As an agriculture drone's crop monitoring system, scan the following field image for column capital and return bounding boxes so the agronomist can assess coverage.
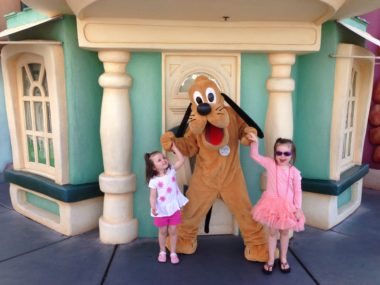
[98,50,131,63]
[268,53,296,65]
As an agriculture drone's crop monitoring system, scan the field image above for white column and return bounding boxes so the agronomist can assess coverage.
[265,53,296,156]
[98,50,138,244]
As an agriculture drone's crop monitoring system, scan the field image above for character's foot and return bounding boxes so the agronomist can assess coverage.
[167,237,197,254]
[170,253,180,264]
[262,262,275,275]
[157,251,167,263]
[244,244,269,262]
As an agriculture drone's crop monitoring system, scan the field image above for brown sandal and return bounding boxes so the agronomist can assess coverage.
[263,262,274,275]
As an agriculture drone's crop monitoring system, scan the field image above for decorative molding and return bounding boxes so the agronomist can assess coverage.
[77,18,321,52]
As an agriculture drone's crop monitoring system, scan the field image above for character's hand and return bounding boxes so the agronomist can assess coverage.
[152,208,158,216]
[171,142,178,153]
[241,127,257,146]
[160,131,175,151]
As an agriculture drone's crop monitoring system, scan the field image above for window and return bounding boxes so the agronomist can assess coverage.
[341,68,358,166]
[2,44,68,184]
[330,44,374,180]
[179,72,222,94]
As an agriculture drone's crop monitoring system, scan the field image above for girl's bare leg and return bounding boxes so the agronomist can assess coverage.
[168,225,177,253]
[158,226,168,252]
[279,229,290,270]
[267,227,277,264]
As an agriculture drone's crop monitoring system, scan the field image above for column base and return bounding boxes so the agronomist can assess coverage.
[99,216,138,244]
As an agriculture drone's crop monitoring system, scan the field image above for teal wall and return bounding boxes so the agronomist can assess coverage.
[240,54,271,203]
[0,70,12,172]
[240,54,298,204]
[129,53,162,237]
[60,17,104,184]
[294,21,366,180]
[294,22,338,179]
[10,16,104,184]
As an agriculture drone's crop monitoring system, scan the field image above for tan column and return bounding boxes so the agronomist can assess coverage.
[265,53,296,156]
[98,50,138,244]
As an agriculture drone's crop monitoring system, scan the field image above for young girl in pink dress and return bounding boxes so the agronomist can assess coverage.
[145,143,189,264]
[248,134,305,274]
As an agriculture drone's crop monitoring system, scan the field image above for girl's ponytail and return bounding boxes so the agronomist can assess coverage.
[144,151,160,184]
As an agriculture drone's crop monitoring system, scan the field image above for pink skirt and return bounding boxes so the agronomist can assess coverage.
[251,192,305,232]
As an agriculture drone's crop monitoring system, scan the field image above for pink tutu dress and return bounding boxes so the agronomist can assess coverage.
[250,142,305,232]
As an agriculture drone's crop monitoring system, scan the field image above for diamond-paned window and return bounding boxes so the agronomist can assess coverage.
[21,63,55,168]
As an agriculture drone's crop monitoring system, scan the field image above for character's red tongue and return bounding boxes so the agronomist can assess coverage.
[205,123,224,145]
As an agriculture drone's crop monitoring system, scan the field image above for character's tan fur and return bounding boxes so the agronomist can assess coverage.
[161,76,268,261]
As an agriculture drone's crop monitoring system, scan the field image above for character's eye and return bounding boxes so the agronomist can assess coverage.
[206,87,216,103]
[193,91,203,105]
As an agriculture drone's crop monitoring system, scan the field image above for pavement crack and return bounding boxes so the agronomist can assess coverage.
[289,247,320,285]
[100,244,118,285]
[0,237,71,263]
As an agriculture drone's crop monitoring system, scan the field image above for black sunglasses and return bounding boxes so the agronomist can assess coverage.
[275,151,292,157]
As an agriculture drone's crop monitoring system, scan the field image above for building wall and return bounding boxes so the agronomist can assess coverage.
[0,69,12,172]
[0,0,21,31]
[362,10,380,169]
[3,15,373,236]
[129,52,162,237]
[10,16,104,184]
[0,0,20,175]
[294,21,366,180]
[240,53,271,204]
[129,21,369,237]
[130,52,285,237]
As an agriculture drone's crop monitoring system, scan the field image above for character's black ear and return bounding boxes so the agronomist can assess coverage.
[221,93,264,138]
[172,103,192,137]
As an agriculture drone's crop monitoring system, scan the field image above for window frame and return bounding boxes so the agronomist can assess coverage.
[17,57,56,175]
[1,44,69,184]
[329,44,374,180]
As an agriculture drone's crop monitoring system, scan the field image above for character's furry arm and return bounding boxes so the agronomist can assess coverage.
[160,129,199,157]
[235,113,258,146]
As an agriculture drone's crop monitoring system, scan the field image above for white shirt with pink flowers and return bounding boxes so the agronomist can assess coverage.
[148,167,189,217]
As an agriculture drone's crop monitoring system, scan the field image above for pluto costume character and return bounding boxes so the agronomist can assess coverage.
[161,76,268,261]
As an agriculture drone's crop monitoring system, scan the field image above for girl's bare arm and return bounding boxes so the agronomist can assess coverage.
[149,188,158,216]
[172,143,185,170]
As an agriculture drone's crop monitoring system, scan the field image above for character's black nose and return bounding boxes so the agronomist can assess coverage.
[197,103,211,116]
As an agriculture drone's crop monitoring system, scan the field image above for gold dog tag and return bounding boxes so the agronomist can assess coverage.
[219,145,230,156]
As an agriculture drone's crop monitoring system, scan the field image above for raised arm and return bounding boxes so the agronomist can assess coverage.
[171,142,185,170]
[248,133,272,169]
[160,130,199,157]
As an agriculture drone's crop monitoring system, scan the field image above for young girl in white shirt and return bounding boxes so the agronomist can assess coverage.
[145,143,188,264]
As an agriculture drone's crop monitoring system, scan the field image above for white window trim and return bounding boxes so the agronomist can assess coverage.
[1,44,69,184]
[329,43,374,180]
